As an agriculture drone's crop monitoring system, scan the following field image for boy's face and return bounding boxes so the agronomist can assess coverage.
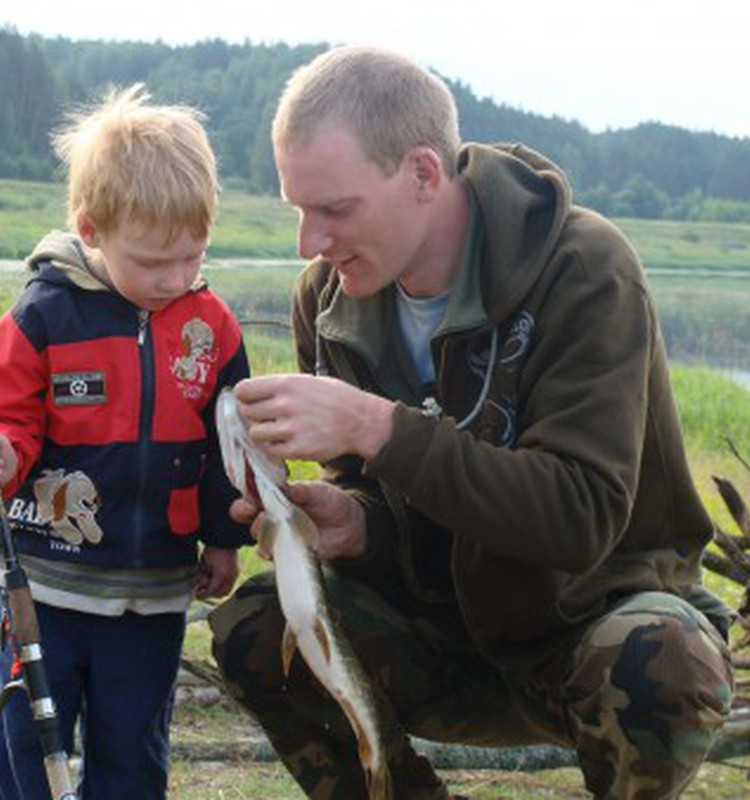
[81,217,208,311]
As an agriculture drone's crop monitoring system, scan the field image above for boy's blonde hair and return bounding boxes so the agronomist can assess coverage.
[272,45,461,177]
[53,84,218,240]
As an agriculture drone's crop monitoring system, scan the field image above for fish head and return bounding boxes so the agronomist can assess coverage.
[216,388,258,502]
[215,387,288,508]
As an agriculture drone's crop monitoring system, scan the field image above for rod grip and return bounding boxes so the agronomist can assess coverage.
[44,753,77,800]
[5,577,40,645]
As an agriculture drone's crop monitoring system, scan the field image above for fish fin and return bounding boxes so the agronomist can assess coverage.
[340,696,373,766]
[290,503,321,551]
[313,617,332,664]
[256,517,275,562]
[339,697,392,800]
[281,624,297,677]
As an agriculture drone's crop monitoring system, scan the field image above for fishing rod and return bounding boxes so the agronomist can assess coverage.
[0,495,76,800]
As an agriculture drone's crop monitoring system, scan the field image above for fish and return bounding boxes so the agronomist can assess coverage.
[215,387,393,800]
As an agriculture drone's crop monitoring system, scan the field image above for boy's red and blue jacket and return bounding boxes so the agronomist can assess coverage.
[0,232,250,572]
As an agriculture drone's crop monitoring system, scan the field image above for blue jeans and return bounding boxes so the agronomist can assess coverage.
[1,599,185,800]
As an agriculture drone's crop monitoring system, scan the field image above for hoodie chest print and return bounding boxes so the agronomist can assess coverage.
[171,317,218,399]
[7,468,104,550]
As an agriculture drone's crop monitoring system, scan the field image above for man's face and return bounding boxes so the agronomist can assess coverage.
[83,218,208,311]
[274,123,429,298]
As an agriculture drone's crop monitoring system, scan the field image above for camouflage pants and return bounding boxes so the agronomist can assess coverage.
[209,571,734,800]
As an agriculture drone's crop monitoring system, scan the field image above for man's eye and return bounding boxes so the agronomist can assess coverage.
[326,205,351,218]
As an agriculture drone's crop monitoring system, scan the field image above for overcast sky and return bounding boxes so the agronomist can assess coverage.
[2,0,747,139]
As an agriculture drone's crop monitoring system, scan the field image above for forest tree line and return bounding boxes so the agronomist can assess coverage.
[2,26,750,222]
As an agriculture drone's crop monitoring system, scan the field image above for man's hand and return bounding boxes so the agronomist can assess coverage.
[233,480,367,563]
[234,374,395,462]
[286,481,367,560]
[0,435,18,489]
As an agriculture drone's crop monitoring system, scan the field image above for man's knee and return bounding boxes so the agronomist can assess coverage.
[209,571,287,709]
[613,612,731,738]
[572,592,733,730]
[567,592,734,798]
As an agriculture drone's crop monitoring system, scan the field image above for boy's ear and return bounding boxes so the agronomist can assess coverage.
[77,213,99,247]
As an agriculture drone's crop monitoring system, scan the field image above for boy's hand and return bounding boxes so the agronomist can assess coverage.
[0,435,19,488]
[195,546,240,599]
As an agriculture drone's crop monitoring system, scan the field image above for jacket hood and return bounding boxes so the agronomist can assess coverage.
[312,142,573,370]
[457,142,572,324]
[25,230,208,297]
[26,230,111,292]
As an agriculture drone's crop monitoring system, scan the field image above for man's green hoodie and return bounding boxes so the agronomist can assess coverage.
[291,142,727,667]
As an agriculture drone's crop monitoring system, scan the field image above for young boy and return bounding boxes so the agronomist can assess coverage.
[0,84,250,799]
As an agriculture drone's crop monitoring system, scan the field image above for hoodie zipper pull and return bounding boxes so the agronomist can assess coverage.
[421,396,443,418]
[137,309,150,346]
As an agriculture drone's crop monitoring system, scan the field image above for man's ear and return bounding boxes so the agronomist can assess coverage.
[409,147,442,199]
[77,212,99,247]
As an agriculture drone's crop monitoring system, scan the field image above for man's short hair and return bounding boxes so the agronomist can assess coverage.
[53,84,218,240]
[272,45,461,176]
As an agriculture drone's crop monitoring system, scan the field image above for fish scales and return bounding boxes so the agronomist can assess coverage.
[215,388,393,800]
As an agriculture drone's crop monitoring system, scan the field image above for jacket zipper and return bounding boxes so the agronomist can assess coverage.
[133,309,155,566]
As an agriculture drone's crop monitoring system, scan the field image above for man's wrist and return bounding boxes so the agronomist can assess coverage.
[358,394,396,462]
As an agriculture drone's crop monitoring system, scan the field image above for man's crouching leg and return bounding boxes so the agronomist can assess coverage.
[208,570,376,799]
[208,570,449,800]
[565,591,734,800]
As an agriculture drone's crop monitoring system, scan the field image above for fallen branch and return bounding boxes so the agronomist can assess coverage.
[713,475,750,546]
[171,708,750,768]
[178,653,750,768]
[702,550,748,585]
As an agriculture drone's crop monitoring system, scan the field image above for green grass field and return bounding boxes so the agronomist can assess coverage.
[3,177,750,271]
[0,178,299,260]
[617,218,750,272]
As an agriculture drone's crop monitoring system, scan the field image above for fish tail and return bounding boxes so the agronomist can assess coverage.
[365,763,394,800]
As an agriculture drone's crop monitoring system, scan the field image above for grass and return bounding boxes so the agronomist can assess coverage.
[167,762,750,798]
[672,364,750,474]
[617,218,750,272]
[3,177,750,272]
[0,179,68,258]
[0,178,299,260]
[210,188,298,259]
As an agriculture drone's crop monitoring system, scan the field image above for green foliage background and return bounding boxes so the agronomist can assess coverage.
[2,26,750,221]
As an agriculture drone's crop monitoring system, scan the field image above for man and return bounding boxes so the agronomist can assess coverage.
[210,45,734,800]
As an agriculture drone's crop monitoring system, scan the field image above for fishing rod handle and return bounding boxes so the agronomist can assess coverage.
[5,576,40,645]
[5,573,76,798]
[44,752,77,800]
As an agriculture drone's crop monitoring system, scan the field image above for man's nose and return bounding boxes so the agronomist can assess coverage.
[297,214,333,260]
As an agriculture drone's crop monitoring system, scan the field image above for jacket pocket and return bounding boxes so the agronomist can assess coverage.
[167,448,207,535]
[168,486,199,535]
